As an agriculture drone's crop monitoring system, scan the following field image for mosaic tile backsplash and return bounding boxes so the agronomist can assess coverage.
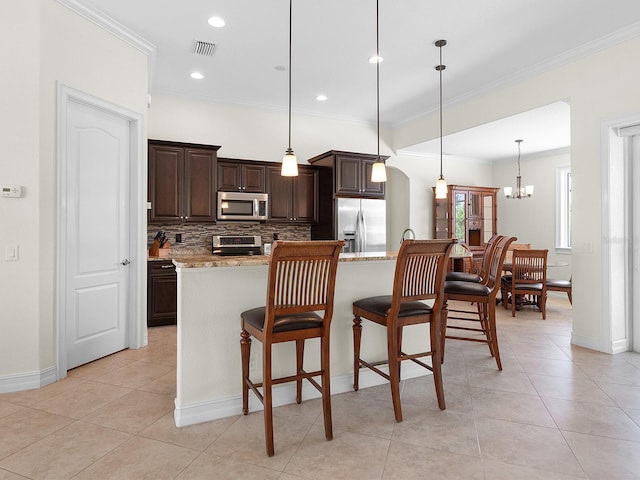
[147,222,311,255]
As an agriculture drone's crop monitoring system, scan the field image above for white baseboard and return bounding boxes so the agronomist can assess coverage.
[571,334,603,352]
[0,367,57,394]
[611,338,629,354]
[175,362,430,427]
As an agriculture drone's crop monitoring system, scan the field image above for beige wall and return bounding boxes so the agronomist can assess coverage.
[0,0,148,385]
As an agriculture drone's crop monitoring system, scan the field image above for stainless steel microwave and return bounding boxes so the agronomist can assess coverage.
[217,191,268,221]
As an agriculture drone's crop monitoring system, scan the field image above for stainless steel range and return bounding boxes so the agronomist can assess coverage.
[212,235,262,256]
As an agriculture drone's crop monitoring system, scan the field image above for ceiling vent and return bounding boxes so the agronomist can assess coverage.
[193,41,216,57]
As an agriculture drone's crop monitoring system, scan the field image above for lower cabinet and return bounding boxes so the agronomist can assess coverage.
[147,260,177,327]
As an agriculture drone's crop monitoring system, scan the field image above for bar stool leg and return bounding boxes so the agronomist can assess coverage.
[387,326,403,422]
[263,344,275,457]
[320,335,333,440]
[295,339,304,404]
[240,329,251,415]
[353,316,362,391]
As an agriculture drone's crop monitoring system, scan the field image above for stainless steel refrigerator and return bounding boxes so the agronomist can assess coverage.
[336,198,386,253]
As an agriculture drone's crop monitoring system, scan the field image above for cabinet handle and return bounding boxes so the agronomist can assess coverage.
[161,264,174,269]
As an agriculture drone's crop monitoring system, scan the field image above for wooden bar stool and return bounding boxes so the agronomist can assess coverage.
[352,239,455,422]
[240,240,344,456]
[443,236,516,370]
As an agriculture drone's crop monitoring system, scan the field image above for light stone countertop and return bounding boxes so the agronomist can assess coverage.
[171,251,399,268]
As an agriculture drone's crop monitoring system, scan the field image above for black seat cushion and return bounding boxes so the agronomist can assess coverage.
[445,271,481,283]
[444,280,491,297]
[501,275,513,284]
[241,306,323,333]
[547,279,571,288]
[353,295,432,318]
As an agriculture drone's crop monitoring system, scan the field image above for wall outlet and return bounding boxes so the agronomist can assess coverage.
[175,233,182,243]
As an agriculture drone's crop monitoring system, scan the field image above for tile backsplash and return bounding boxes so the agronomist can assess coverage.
[147,222,311,255]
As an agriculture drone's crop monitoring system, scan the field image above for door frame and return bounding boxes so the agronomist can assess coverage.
[600,113,640,354]
[56,84,146,379]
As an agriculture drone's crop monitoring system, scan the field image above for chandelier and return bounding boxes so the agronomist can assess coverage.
[504,139,533,199]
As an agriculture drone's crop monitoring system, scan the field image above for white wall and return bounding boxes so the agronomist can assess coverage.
[0,0,148,386]
[493,150,572,280]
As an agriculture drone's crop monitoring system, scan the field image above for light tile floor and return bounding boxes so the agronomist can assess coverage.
[2,296,640,479]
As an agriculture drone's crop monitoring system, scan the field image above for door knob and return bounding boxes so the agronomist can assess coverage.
[121,259,130,266]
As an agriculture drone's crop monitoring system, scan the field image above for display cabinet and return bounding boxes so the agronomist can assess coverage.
[433,185,499,247]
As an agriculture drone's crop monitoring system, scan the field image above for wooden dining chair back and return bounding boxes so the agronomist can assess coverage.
[240,240,344,456]
[352,239,456,422]
[443,235,517,370]
[446,234,502,283]
[509,248,549,319]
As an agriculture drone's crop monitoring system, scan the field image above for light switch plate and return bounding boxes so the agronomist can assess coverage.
[1,185,22,197]
[5,245,18,261]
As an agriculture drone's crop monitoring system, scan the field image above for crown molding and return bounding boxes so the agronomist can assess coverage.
[396,21,640,128]
[56,0,156,56]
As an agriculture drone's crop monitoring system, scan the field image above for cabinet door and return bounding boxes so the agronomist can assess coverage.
[361,158,385,197]
[453,190,467,244]
[335,156,360,194]
[242,165,266,193]
[184,148,216,222]
[147,261,177,327]
[293,168,318,223]
[217,162,242,191]
[149,144,183,222]
[267,167,293,221]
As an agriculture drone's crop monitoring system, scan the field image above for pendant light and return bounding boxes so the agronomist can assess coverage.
[504,139,534,199]
[370,0,387,183]
[434,39,448,199]
[281,0,298,176]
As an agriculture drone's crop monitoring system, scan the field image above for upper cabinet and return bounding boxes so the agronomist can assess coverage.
[217,159,266,193]
[148,140,220,223]
[308,150,387,198]
[267,165,318,223]
[433,185,499,247]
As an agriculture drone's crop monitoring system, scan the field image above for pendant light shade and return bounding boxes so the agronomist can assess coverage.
[371,0,386,183]
[281,0,298,177]
[504,139,533,199]
[434,39,447,198]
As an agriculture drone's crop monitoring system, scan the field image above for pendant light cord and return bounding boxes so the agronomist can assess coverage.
[376,0,380,160]
[287,0,293,151]
[436,41,446,180]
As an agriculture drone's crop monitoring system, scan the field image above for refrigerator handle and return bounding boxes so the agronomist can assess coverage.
[357,209,367,252]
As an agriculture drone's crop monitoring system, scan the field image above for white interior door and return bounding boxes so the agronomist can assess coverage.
[632,134,640,351]
[64,99,131,369]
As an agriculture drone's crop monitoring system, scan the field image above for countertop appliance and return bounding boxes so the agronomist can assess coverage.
[337,198,386,253]
[212,235,262,256]
[217,191,268,221]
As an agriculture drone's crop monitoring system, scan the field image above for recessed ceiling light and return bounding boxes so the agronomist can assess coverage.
[368,55,383,64]
[190,71,204,80]
[275,65,286,72]
[207,16,226,28]
[316,95,328,101]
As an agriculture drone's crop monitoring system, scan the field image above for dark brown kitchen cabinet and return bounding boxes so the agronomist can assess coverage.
[267,165,318,223]
[147,260,177,327]
[308,150,387,198]
[217,159,266,193]
[148,140,220,223]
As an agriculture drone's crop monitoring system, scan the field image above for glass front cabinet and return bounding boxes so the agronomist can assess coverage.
[433,185,499,247]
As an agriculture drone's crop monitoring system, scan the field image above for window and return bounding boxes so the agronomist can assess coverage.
[556,166,571,253]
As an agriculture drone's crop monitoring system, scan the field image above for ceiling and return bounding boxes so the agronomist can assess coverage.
[80,0,640,158]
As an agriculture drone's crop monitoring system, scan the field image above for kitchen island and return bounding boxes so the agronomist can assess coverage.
[171,250,443,427]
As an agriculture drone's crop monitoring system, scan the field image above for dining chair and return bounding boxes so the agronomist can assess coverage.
[502,249,549,319]
[546,276,572,304]
[352,239,455,422]
[240,240,344,456]
[445,234,501,283]
[442,235,516,370]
